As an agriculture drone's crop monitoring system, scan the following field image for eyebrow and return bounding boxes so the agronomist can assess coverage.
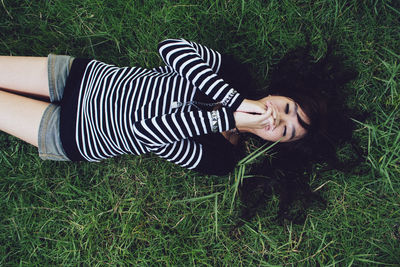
[289,103,299,140]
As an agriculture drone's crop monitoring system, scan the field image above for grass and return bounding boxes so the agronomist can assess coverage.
[1,0,400,265]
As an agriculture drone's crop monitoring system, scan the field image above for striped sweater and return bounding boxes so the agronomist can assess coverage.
[60,39,244,174]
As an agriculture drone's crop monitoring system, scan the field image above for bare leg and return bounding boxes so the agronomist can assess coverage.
[0,90,49,147]
[0,56,49,99]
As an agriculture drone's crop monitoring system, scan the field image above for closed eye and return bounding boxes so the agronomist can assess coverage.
[283,125,287,137]
[285,103,289,114]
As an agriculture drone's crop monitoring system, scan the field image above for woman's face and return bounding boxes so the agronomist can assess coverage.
[253,95,311,142]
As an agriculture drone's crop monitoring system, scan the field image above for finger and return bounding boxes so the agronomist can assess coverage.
[258,112,271,121]
[265,105,272,118]
[253,102,267,114]
[262,104,272,120]
[267,116,275,129]
[244,113,268,129]
[268,104,280,129]
[258,113,273,128]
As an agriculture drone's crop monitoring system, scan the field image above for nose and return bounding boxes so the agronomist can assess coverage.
[267,102,287,130]
[273,109,289,129]
[274,109,281,128]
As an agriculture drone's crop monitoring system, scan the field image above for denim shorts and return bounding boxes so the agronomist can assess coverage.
[37,54,74,161]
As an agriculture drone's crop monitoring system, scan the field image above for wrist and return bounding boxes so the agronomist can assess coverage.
[234,97,247,111]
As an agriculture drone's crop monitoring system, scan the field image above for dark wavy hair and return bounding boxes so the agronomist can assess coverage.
[221,42,364,225]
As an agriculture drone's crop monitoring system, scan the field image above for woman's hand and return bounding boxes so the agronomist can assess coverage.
[234,99,279,131]
[234,108,273,130]
[237,99,267,114]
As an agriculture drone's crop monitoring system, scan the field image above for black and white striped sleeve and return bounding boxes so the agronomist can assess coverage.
[158,38,245,110]
[148,139,237,175]
[147,139,203,171]
[133,108,235,147]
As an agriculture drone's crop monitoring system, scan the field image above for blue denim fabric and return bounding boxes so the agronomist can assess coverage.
[37,54,74,161]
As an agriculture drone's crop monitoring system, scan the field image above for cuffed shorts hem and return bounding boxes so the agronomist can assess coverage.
[37,54,74,161]
[47,54,74,102]
[38,104,70,161]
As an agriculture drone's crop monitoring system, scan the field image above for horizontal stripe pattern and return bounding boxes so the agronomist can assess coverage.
[74,39,237,169]
[158,39,243,108]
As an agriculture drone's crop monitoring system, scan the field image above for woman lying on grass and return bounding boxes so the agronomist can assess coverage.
[0,38,316,175]
[1,38,360,223]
